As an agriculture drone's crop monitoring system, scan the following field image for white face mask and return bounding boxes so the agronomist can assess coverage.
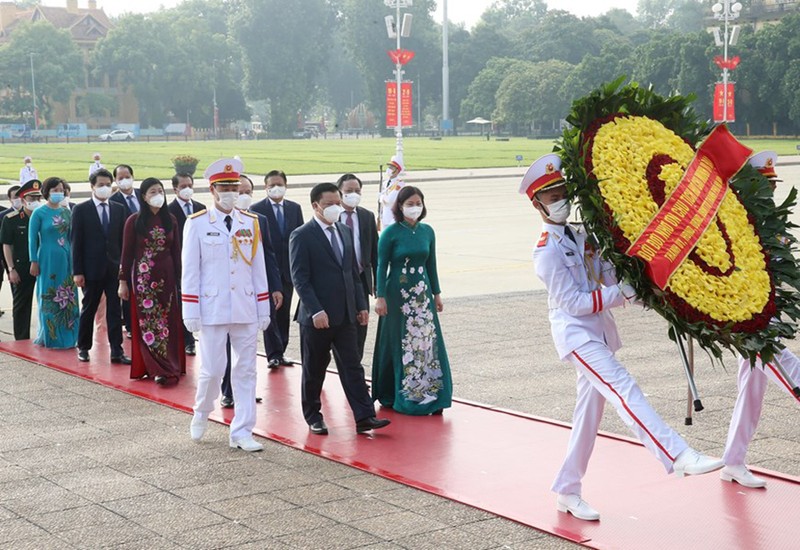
[147,194,165,208]
[118,178,134,191]
[11,198,22,210]
[268,185,286,200]
[25,162,31,167]
[26,200,41,211]
[342,192,361,208]
[60,198,70,208]
[216,191,238,211]
[178,187,194,201]
[321,204,343,224]
[545,198,571,224]
[94,185,112,200]
[403,205,423,221]
[235,194,252,211]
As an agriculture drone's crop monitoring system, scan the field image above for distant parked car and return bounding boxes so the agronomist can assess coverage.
[292,129,313,139]
[99,129,135,142]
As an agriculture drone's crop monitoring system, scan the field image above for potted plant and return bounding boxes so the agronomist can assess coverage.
[172,154,199,175]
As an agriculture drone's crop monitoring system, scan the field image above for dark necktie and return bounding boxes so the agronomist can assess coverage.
[327,226,342,265]
[127,194,138,213]
[564,225,577,245]
[275,203,285,235]
[100,203,109,234]
[345,211,354,230]
[184,202,192,216]
[224,215,232,232]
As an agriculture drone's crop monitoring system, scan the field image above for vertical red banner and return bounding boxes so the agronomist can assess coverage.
[385,81,398,128]
[401,82,413,127]
[713,83,736,123]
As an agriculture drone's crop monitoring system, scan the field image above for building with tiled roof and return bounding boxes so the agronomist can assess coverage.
[0,1,138,127]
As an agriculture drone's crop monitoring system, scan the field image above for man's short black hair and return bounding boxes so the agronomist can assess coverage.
[113,164,134,178]
[90,168,114,186]
[171,172,194,188]
[264,170,287,184]
[7,185,20,199]
[310,182,340,204]
[336,173,362,189]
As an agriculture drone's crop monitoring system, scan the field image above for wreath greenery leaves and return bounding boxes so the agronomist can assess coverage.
[555,77,800,365]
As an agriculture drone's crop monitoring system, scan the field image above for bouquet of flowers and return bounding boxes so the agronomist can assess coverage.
[555,77,800,364]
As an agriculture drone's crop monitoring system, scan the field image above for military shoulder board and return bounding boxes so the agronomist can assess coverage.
[537,232,549,247]
[188,209,206,219]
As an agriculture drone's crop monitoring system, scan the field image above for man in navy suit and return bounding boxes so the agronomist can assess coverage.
[169,172,206,355]
[289,182,390,435]
[109,164,141,338]
[220,174,284,408]
[72,168,130,364]
[336,173,378,361]
[251,170,304,367]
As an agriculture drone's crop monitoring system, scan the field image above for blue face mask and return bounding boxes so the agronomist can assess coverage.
[49,192,65,205]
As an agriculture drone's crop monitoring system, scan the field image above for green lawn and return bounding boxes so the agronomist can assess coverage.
[0,135,797,184]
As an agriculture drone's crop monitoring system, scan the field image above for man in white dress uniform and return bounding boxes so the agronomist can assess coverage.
[183,158,271,452]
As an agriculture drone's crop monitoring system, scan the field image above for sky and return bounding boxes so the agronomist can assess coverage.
[46,0,640,28]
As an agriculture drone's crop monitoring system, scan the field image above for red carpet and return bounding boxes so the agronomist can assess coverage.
[2,337,798,549]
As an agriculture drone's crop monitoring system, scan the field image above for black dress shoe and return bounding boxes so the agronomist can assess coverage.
[356,417,391,433]
[255,397,263,403]
[125,330,133,339]
[185,345,196,356]
[268,359,281,369]
[309,420,328,435]
[77,349,90,362]
[220,396,234,409]
[430,408,444,416]
[279,356,294,366]
[110,354,132,365]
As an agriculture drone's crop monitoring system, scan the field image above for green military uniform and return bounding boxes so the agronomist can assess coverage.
[1,200,36,340]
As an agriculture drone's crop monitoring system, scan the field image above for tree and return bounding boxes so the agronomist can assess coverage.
[230,0,333,136]
[0,20,83,125]
[514,10,602,65]
[459,57,528,123]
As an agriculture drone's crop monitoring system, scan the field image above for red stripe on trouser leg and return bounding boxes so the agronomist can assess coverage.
[591,291,597,314]
[764,362,800,404]
[597,290,603,312]
[572,351,675,462]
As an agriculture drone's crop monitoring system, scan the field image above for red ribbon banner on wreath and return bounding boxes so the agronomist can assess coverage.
[626,125,753,289]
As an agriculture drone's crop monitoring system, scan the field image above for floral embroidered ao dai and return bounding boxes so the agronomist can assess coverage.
[28,205,79,348]
[372,221,452,415]
[120,215,185,382]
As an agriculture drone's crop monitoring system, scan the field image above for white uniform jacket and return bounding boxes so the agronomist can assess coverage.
[181,207,270,325]
[533,222,625,359]
[379,174,404,228]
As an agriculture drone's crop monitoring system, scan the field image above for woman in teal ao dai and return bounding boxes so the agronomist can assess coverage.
[372,185,452,415]
[28,177,79,348]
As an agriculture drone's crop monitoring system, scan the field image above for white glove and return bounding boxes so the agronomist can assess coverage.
[257,316,271,331]
[184,318,201,333]
[618,282,637,302]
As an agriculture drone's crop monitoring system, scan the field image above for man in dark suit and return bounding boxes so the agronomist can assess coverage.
[289,182,390,436]
[336,173,378,360]
[0,184,21,304]
[72,169,131,364]
[169,172,206,356]
[109,164,141,338]
[251,170,304,367]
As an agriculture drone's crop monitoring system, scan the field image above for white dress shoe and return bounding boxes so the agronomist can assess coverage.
[720,464,767,488]
[230,436,264,452]
[673,448,724,477]
[556,493,600,521]
[190,416,208,441]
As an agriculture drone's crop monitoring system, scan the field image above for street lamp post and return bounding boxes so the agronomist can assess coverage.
[712,1,742,123]
[29,52,38,132]
[384,0,412,161]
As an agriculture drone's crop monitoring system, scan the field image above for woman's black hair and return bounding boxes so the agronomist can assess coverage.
[392,185,426,222]
[41,177,66,200]
[135,177,173,236]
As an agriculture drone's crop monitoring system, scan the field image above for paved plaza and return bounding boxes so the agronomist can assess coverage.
[1,164,799,548]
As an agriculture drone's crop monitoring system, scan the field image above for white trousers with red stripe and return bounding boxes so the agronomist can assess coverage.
[193,323,259,442]
[723,349,800,466]
[551,341,689,495]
